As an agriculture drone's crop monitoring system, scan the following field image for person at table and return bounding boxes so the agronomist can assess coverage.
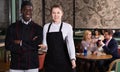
[97,29,120,72]
[5,1,43,72]
[42,5,76,72]
[92,29,104,52]
[93,29,104,41]
[80,30,97,72]
[81,30,97,53]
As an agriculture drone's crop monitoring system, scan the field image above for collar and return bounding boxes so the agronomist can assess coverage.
[107,37,112,42]
[21,18,32,25]
[52,21,62,26]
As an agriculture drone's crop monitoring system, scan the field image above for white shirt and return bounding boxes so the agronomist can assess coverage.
[98,37,112,51]
[106,37,112,46]
[21,18,31,25]
[43,22,76,60]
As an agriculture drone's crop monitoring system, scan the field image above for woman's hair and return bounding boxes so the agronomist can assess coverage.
[83,30,92,40]
[50,4,63,13]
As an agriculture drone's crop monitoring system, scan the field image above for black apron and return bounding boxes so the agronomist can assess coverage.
[44,23,73,72]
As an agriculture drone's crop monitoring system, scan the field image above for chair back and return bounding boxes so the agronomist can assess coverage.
[107,59,120,72]
[116,61,120,72]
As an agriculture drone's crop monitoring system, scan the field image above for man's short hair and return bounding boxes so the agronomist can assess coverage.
[21,1,33,10]
[104,29,113,35]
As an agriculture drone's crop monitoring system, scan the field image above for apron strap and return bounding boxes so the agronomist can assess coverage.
[59,22,63,32]
[47,22,52,33]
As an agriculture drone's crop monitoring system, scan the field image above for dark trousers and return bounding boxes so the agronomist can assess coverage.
[97,59,112,72]
[97,61,106,72]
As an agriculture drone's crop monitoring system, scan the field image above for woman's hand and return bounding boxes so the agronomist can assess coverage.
[38,44,46,49]
[71,60,76,69]
[93,51,98,55]
[38,44,47,54]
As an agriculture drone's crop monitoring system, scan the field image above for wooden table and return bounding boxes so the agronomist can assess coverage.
[76,53,112,72]
[76,53,112,61]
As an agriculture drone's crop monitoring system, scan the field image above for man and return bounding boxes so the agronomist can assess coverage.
[98,29,120,72]
[5,1,43,72]
[102,29,119,59]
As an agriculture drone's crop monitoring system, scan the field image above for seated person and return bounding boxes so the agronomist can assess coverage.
[80,30,97,72]
[81,30,97,53]
[97,29,120,72]
[93,29,104,41]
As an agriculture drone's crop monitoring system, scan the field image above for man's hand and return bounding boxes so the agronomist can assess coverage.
[100,41,105,47]
[32,36,38,41]
[14,40,22,46]
[14,40,21,44]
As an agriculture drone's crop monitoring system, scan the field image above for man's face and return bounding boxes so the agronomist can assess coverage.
[104,32,111,40]
[21,5,33,21]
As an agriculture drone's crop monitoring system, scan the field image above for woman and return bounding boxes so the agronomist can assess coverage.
[93,29,104,41]
[43,5,76,72]
[81,30,97,52]
[81,30,97,72]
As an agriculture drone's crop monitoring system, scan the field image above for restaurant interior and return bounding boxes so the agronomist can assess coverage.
[0,0,120,72]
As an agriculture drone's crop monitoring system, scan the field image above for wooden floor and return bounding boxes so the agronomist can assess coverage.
[0,59,9,72]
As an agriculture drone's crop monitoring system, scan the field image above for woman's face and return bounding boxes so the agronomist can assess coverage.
[86,32,92,39]
[95,31,99,35]
[51,7,63,22]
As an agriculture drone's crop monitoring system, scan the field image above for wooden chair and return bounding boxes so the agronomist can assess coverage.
[107,59,120,72]
[39,53,46,70]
